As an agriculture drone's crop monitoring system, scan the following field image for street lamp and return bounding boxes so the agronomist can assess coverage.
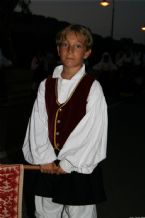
[99,0,115,39]
[99,0,110,7]
[141,25,145,32]
[141,24,145,45]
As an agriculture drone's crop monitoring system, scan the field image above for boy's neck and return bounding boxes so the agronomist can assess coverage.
[61,66,82,80]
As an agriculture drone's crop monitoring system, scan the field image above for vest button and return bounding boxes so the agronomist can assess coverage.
[56,132,59,136]
[59,108,62,112]
[57,120,61,124]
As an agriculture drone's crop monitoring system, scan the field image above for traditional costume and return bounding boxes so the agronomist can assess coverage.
[23,64,108,218]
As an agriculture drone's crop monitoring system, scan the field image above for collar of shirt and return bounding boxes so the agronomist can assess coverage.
[52,64,86,82]
[52,64,86,104]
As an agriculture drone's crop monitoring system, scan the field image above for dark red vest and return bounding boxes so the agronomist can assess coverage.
[35,74,106,205]
[45,74,95,155]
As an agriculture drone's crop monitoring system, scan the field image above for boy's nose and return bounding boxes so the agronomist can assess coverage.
[67,45,74,53]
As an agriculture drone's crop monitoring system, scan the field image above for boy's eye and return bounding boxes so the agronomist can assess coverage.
[60,42,68,48]
[75,44,82,49]
[60,42,84,50]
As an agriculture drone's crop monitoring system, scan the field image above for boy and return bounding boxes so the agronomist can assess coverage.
[23,24,108,218]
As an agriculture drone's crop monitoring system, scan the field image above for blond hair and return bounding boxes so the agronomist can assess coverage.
[56,24,93,51]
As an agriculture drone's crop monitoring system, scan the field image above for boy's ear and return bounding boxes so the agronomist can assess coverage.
[84,49,92,59]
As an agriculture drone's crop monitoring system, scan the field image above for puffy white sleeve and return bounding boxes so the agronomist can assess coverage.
[58,80,108,174]
[22,80,57,164]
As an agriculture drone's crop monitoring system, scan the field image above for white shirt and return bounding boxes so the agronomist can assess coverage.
[22,64,108,174]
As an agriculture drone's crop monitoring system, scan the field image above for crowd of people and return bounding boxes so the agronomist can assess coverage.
[0,37,145,105]
[90,46,145,102]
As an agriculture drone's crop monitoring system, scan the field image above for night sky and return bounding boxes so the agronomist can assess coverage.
[16,0,145,44]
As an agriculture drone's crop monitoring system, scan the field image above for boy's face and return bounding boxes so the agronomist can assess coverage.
[57,31,91,72]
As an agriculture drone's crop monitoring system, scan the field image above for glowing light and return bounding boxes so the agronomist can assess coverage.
[99,0,110,7]
[141,25,145,31]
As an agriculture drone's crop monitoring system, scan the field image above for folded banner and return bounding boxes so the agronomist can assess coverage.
[0,164,24,218]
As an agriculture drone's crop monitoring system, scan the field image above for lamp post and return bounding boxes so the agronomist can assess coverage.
[99,0,115,39]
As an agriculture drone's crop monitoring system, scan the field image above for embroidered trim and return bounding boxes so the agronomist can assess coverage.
[54,75,86,150]
[54,108,61,150]
[0,164,24,218]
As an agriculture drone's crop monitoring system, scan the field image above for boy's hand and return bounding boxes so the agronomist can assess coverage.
[40,163,58,174]
[40,163,66,174]
[55,166,66,175]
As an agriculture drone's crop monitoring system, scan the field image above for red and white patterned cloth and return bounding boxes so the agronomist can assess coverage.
[0,164,24,218]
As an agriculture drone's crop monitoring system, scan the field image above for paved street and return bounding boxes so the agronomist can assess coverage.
[98,93,145,218]
[0,67,145,218]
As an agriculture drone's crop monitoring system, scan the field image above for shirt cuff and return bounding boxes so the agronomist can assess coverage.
[59,159,95,174]
[59,159,77,173]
